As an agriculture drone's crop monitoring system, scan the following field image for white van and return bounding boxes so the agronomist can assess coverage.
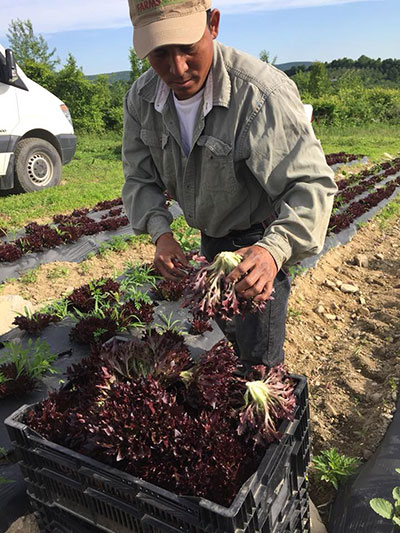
[0,45,76,193]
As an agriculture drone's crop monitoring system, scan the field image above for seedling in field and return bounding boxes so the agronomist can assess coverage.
[370,468,400,529]
[175,226,201,253]
[20,267,39,284]
[388,377,398,394]
[97,235,136,256]
[312,448,360,490]
[79,261,92,275]
[0,476,14,485]
[123,286,152,306]
[287,264,307,278]
[171,216,201,253]
[288,307,302,322]
[0,339,58,399]
[40,298,71,320]
[46,265,69,280]
[154,312,185,336]
[0,339,58,382]
[121,260,161,294]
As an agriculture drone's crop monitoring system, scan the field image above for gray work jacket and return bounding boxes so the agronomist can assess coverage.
[122,41,337,270]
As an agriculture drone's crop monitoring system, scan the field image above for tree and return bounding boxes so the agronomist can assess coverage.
[6,19,59,70]
[54,54,105,133]
[330,57,355,70]
[22,60,57,93]
[259,50,277,65]
[355,55,380,70]
[129,48,150,84]
[381,59,400,82]
[308,61,330,98]
[291,69,311,97]
[106,80,130,132]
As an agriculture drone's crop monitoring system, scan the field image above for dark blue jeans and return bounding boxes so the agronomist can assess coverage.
[201,224,291,368]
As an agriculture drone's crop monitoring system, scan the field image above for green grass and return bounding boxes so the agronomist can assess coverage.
[1,124,399,233]
[375,191,400,228]
[0,132,123,232]
[314,123,400,162]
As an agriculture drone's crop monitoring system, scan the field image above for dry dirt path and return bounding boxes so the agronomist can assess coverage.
[284,216,400,511]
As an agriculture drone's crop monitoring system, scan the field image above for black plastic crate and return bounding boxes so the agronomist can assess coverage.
[31,493,110,533]
[30,489,310,533]
[6,375,310,533]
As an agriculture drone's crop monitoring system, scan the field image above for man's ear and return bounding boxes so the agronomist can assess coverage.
[209,9,220,39]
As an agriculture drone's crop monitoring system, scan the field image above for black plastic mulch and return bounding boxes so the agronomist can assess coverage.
[329,396,400,532]
[0,203,184,284]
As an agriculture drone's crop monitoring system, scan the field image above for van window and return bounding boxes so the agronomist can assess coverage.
[0,51,28,90]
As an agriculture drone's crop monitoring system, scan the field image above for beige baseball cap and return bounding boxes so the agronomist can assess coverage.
[129,0,212,59]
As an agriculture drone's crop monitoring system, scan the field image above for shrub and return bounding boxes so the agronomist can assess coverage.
[311,94,341,125]
[54,54,106,133]
[306,87,400,126]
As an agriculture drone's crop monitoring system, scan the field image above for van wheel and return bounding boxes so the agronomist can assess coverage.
[14,138,62,193]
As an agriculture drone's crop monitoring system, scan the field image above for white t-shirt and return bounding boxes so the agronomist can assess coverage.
[173,88,205,156]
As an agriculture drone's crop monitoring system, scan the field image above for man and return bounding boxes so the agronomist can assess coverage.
[122,0,337,368]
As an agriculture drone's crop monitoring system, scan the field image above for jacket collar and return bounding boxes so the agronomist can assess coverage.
[211,41,231,109]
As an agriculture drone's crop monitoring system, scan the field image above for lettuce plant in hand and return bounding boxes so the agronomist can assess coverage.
[184,252,266,321]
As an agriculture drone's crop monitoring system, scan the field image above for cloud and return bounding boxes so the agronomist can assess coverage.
[216,0,375,12]
[1,0,130,35]
[0,0,377,35]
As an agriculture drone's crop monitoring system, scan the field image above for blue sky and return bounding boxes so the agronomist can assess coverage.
[1,0,399,75]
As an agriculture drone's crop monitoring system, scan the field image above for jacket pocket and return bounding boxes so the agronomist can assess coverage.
[140,128,164,148]
[197,135,241,193]
[197,135,232,157]
[140,129,175,185]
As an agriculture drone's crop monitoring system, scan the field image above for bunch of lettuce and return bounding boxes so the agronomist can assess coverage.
[25,336,297,506]
[184,252,266,322]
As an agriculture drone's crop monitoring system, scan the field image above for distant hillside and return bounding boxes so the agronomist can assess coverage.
[86,61,313,82]
[86,71,130,83]
[275,61,313,72]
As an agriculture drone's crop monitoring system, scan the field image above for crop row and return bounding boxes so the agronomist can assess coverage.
[333,158,400,209]
[2,250,269,406]
[329,173,400,233]
[9,249,260,347]
[0,155,398,265]
[325,152,365,166]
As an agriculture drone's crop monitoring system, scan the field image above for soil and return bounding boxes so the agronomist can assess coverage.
[284,216,400,517]
[0,241,155,307]
[1,195,400,530]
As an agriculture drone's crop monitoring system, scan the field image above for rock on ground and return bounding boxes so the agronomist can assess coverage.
[0,295,34,336]
[5,514,39,533]
[310,500,328,533]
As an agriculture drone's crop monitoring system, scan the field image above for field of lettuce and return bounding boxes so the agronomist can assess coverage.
[0,138,400,533]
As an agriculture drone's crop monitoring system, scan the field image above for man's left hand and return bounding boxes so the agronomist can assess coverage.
[226,246,278,302]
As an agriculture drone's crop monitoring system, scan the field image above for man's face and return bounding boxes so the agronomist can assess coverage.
[148,10,220,100]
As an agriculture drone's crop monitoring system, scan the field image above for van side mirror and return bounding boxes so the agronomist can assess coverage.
[5,49,18,83]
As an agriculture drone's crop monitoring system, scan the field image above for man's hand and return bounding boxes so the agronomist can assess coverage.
[154,233,190,281]
[226,246,278,302]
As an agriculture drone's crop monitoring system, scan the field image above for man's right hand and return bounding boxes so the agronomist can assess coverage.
[154,233,190,280]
